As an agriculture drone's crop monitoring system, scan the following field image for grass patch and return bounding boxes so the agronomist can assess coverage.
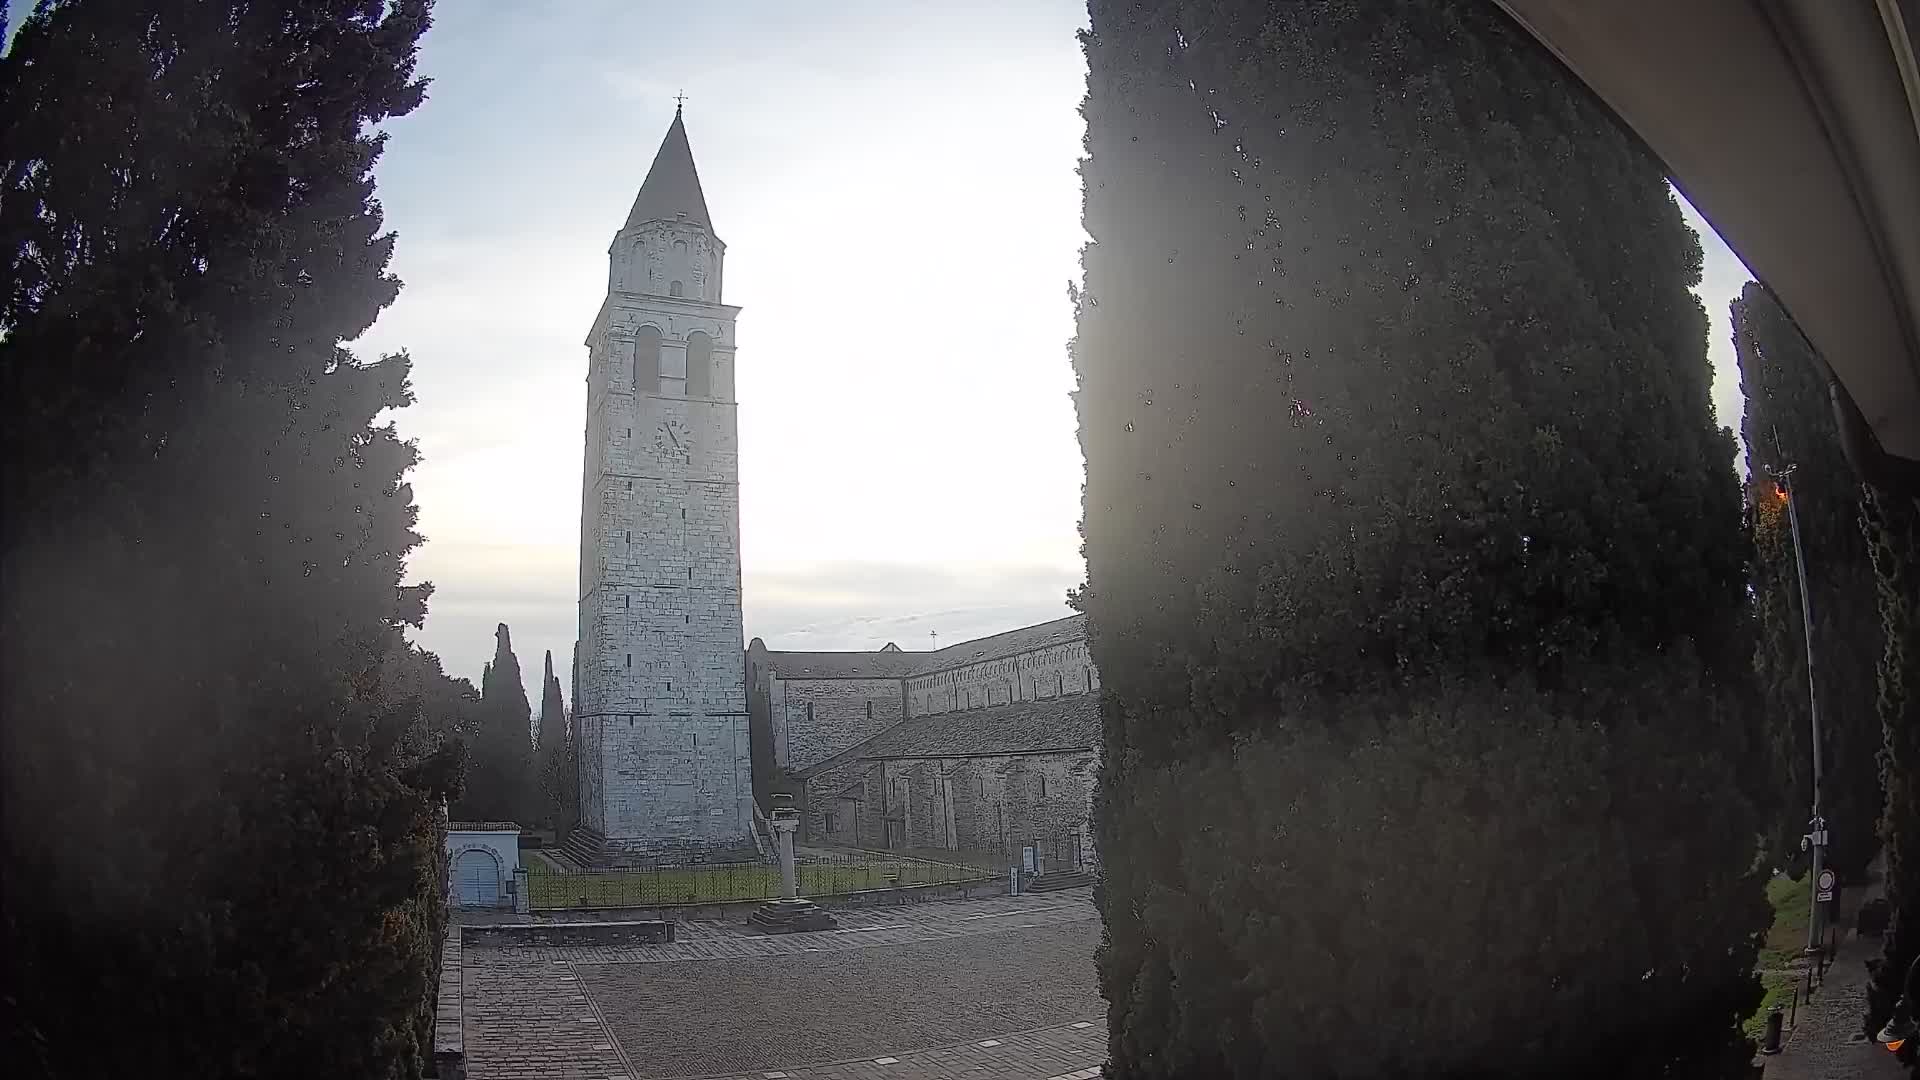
[1744,969,1799,1040]
[525,856,992,909]
[1741,872,1814,1039]
[1759,872,1813,970]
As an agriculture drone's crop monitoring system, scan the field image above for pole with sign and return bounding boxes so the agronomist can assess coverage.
[1775,463,1830,959]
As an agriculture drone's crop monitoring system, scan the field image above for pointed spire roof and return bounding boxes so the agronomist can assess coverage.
[624,107,713,232]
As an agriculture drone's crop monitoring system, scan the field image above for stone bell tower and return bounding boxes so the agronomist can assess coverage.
[572,106,753,863]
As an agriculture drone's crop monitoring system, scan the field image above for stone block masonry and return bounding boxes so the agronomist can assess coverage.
[573,112,753,861]
[902,622,1098,714]
[750,619,1104,862]
[590,713,753,859]
[432,924,464,1080]
[770,676,904,773]
[837,751,1097,870]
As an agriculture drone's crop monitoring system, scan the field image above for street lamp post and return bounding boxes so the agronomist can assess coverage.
[1773,464,1829,956]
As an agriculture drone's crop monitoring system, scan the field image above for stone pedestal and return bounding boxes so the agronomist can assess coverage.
[747,896,839,933]
[748,795,837,933]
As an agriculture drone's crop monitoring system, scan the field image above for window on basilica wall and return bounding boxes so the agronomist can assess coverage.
[633,325,662,391]
[669,280,685,297]
[686,331,713,397]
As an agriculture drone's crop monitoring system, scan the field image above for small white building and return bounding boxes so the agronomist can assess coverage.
[446,822,521,909]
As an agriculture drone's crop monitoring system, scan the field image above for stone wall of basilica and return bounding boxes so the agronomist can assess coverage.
[904,637,1099,718]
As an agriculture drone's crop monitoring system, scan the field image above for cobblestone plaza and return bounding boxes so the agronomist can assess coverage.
[459,892,1105,1080]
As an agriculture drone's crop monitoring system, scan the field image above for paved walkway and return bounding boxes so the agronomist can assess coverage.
[461,889,1105,1080]
[705,1019,1106,1080]
[487,892,1098,966]
[461,959,627,1080]
[1763,935,1906,1079]
[580,923,1101,1077]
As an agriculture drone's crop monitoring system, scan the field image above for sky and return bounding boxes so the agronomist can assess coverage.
[341,1,1754,692]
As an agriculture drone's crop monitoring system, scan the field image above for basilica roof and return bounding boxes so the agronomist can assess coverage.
[754,613,1087,682]
[909,614,1086,676]
[798,692,1100,777]
[756,649,924,680]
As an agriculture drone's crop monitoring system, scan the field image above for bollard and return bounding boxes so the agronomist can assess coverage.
[1760,1006,1785,1055]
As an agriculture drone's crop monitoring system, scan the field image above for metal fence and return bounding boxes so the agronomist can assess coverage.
[525,851,995,910]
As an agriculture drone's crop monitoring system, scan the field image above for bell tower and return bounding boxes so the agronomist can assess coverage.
[574,107,753,862]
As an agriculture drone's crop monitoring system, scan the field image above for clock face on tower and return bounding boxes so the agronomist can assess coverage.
[654,417,691,460]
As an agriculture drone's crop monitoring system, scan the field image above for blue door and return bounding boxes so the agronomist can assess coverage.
[455,849,500,907]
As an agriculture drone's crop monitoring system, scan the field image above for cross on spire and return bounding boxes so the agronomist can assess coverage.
[674,89,687,113]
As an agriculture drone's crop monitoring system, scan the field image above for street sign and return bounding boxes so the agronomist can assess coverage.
[1816,868,1836,903]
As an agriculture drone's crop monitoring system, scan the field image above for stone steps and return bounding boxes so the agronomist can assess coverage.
[1025,869,1098,893]
[560,825,606,868]
[746,896,839,933]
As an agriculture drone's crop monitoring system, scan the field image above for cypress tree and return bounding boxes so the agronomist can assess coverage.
[1733,282,1884,882]
[0,2,443,1077]
[455,623,533,822]
[1074,2,1762,1075]
[1867,489,1920,1030]
[566,641,582,833]
[536,649,569,830]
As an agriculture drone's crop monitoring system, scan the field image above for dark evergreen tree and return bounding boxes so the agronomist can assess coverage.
[561,702,580,834]
[455,622,533,822]
[0,3,442,1077]
[535,649,568,831]
[566,641,582,832]
[1866,487,1920,1032]
[1733,282,1884,882]
[385,641,482,763]
[1073,2,1763,1075]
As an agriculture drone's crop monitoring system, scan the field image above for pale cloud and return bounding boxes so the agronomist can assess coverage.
[744,561,1080,652]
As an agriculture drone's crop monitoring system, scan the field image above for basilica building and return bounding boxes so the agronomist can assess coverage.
[572,110,1097,873]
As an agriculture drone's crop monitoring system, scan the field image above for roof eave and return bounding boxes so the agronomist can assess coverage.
[1494,0,1920,465]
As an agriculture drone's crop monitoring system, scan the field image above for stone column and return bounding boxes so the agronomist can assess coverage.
[772,807,799,899]
[748,793,836,933]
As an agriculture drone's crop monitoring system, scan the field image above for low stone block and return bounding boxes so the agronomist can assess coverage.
[461,920,676,948]
[746,897,839,934]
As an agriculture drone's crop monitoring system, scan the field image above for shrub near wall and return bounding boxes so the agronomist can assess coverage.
[1072,2,1765,1076]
